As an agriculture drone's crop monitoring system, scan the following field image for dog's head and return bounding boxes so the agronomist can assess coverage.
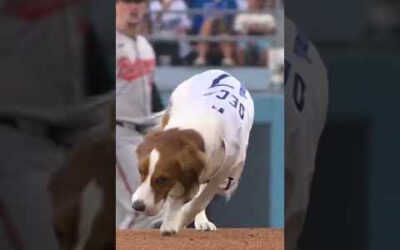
[131,128,206,216]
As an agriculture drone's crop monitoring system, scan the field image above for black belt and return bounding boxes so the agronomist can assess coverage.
[0,117,19,128]
[0,117,58,143]
[116,121,148,134]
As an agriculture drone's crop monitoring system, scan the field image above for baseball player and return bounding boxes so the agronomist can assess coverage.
[115,0,165,229]
[0,1,114,249]
[284,17,329,250]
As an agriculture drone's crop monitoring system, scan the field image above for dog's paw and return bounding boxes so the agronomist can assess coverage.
[160,220,181,236]
[194,219,217,231]
[160,229,177,236]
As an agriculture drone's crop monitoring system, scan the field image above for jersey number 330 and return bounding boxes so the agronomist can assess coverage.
[205,73,247,120]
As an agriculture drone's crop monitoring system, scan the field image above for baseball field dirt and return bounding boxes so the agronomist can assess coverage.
[116,228,283,250]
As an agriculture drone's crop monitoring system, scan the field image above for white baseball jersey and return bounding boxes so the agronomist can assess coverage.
[284,18,329,250]
[116,31,156,121]
[166,70,254,195]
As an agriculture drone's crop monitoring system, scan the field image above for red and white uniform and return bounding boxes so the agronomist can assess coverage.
[116,31,156,121]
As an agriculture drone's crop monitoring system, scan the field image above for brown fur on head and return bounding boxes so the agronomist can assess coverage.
[136,128,206,203]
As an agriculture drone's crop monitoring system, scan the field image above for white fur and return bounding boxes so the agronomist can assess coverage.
[160,174,221,235]
[74,180,104,250]
[194,210,216,231]
[160,196,185,235]
[131,149,163,216]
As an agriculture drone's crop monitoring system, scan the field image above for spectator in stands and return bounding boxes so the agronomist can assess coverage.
[189,0,206,35]
[236,0,248,11]
[150,0,192,65]
[234,0,276,66]
[193,0,238,66]
[265,0,276,9]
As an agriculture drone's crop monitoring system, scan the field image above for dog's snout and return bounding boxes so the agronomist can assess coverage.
[132,200,146,212]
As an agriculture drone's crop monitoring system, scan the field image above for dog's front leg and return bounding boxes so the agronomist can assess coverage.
[181,184,219,229]
[194,209,217,231]
[160,196,185,235]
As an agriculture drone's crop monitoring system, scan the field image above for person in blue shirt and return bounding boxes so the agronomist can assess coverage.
[191,0,238,66]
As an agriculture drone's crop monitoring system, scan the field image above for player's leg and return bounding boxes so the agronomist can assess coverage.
[0,126,64,250]
[116,125,161,229]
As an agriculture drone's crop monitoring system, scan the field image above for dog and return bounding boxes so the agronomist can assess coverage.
[131,69,254,235]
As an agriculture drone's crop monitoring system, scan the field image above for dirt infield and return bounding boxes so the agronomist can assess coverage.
[116,228,283,250]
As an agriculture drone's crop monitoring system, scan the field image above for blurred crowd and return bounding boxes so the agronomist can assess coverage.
[140,0,282,67]
[366,0,400,48]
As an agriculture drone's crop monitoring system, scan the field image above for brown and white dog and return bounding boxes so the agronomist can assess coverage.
[131,70,254,235]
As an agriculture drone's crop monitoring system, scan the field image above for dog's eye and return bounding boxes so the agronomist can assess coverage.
[155,176,169,185]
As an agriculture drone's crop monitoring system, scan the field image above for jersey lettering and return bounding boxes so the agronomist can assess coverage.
[293,74,306,111]
[216,89,230,99]
[294,30,311,63]
[209,73,233,89]
[286,63,306,112]
[222,177,234,190]
[206,74,247,120]
[239,103,245,120]
[229,94,239,108]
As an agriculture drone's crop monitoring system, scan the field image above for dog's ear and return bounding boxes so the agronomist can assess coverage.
[135,142,145,158]
[136,130,164,157]
[176,145,206,199]
[145,130,164,139]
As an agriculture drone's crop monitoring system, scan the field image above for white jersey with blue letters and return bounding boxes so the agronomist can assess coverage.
[166,70,254,195]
